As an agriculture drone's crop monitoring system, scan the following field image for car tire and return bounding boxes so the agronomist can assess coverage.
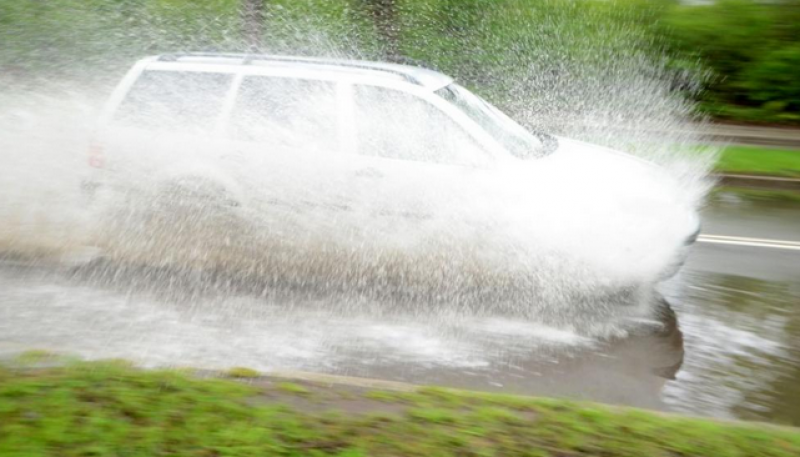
[153,177,240,213]
[96,177,243,270]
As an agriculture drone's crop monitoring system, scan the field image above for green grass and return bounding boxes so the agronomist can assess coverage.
[715,145,800,177]
[225,366,261,379]
[13,350,60,364]
[1,361,799,456]
[275,381,312,396]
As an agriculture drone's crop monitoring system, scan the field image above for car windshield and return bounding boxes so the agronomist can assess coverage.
[435,84,548,159]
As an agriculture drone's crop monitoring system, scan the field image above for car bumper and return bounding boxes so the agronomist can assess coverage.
[659,222,701,281]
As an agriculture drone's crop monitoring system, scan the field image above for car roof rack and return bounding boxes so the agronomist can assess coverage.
[155,53,433,86]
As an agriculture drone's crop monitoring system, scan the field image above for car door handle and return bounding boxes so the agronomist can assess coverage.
[354,168,384,179]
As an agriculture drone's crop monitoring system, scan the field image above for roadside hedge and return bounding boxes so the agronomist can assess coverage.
[660,0,800,124]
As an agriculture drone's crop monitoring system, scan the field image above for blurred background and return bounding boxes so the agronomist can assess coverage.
[1,0,799,126]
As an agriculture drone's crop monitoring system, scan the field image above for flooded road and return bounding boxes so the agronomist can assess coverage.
[663,190,800,425]
[0,189,798,426]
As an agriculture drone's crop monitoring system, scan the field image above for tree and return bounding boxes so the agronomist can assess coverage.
[242,0,265,50]
[358,0,400,59]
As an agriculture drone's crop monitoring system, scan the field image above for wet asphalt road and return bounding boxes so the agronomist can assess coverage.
[663,190,800,425]
[0,189,799,425]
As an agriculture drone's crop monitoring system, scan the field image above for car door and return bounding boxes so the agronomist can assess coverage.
[224,74,353,232]
[101,69,236,194]
[345,83,497,245]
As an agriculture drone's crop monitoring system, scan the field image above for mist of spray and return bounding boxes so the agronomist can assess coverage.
[0,1,717,337]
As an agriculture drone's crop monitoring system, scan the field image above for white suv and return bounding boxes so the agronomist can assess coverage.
[85,53,700,294]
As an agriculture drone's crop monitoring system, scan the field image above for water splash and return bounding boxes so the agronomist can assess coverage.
[0,1,715,338]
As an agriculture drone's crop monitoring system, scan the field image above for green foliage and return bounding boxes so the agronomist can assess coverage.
[742,46,800,112]
[396,0,684,117]
[2,361,799,456]
[226,366,261,378]
[1,0,799,123]
[660,0,800,123]
[259,0,383,57]
[15,350,59,364]
[275,381,311,396]
[0,0,243,84]
[399,0,800,123]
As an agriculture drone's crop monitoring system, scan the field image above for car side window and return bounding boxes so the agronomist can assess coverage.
[229,76,339,152]
[113,70,233,133]
[353,85,490,167]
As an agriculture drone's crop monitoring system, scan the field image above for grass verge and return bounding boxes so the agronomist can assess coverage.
[715,146,800,177]
[1,360,799,456]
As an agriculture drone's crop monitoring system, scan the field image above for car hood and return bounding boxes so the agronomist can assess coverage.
[484,136,701,285]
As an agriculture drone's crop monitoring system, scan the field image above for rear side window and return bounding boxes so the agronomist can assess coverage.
[229,76,339,152]
[113,70,233,133]
[353,85,490,167]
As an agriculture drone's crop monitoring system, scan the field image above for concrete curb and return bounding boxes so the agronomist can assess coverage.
[637,124,800,148]
[715,173,800,191]
[579,124,800,148]
[702,125,800,148]
[0,344,421,393]
[262,369,418,392]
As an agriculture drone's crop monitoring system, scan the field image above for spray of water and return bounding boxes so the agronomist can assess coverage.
[0,1,717,338]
